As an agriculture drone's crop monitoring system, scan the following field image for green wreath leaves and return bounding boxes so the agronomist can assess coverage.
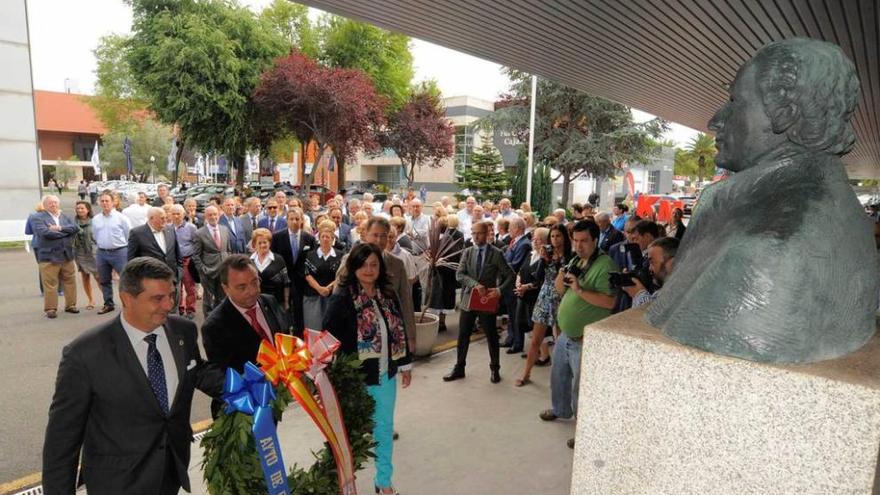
[202,353,375,494]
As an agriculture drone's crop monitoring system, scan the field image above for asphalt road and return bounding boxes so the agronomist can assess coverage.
[0,247,214,486]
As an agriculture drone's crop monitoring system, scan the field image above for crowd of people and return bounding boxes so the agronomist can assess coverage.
[33,184,707,495]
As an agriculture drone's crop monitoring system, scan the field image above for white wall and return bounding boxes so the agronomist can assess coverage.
[0,0,41,240]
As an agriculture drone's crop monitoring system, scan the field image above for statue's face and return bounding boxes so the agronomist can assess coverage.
[708,61,784,172]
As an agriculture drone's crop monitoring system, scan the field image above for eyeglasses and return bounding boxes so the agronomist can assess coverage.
[267,206,277,210]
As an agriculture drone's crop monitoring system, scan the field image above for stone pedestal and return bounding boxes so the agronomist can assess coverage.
[572,308,880,495]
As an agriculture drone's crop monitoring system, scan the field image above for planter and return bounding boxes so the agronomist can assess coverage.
[413,312,440,357]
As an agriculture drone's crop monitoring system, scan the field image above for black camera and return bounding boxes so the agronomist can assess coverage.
[609,272,637,289]
[566,264,584,278]
[543,244,553,255]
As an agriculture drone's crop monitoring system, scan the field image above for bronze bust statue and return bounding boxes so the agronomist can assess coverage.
[646,38,878,363]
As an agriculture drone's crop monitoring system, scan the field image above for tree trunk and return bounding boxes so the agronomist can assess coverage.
[171,140,184,188]
[560,169,572,209]
[235,152,245,189]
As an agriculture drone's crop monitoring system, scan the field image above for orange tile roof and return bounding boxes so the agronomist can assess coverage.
[34,90,106,135]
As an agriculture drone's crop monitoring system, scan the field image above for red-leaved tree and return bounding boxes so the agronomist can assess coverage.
[383,88,455,186]
[252,52,386,194]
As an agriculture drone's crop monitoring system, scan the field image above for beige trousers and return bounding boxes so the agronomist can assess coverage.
[39,260,77,312]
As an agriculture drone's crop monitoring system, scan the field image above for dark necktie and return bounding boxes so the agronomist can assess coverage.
[144,334,169,414]
[476,246,484,275]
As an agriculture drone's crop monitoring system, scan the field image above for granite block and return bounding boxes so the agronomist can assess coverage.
[572,307,880,495]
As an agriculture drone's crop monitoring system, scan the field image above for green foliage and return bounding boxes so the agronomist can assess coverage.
[52,158,79,188]
[685,132,716,183]
[673,148,698,178]
[477,69,666,206]
[268,135,301,165]
[320,17,413,112]
[457,140,510,203]
[127,0,287,185]
[101,117,173,176]
[88,34,149,132]
[259,0,320,57]
[510,148,552,218]
[201,353,375,495]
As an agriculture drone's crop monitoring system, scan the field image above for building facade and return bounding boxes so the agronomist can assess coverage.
[33,90,106,186]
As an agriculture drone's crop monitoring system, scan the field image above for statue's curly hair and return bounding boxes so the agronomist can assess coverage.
[754,38,860,156]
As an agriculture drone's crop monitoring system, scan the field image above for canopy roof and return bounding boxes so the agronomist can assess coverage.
[303,0,879,178]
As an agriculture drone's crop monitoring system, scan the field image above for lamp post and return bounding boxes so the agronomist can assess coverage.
[150,155,155,183]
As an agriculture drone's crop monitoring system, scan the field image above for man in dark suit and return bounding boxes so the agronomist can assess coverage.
[128,207,181,282]
[501,217,532,351]
[271,207,316,335]
[192,205,232,314]
[595,212,625,254]
[201,255,289,417]
[220,198,247,253]
[42,257,223,495]
[329,206,352,251]
[612,220,659,313]
[31,195,79,318]
[445,221,514,383]
[257,198,286,232]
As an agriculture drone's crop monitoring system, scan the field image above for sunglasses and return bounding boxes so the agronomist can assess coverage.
[267,206,278,210]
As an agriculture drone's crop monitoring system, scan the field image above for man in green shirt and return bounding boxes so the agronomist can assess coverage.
[539,220,617,448]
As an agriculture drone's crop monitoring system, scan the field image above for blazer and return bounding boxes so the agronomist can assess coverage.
[219,215,247,253]
[201,294,288,416]
[31,211,78,263]
[127,223,181,277]
[257,215,286,233]
[191,224,231,280]
[323,287,412,385]
[239,213,259,246]
[336,223,353,251]
[271,229,317,293]
[456,243,515,312]
[599,226,626,254]
[335,251,416,349]
[505,234,532,273]
[42,316,223,495]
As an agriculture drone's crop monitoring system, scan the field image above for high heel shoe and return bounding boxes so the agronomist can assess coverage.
[375,485,400,495]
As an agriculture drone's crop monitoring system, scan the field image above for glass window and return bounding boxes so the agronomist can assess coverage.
[377,166,402,188]
[454,125,474,180]
[648,170,661,194]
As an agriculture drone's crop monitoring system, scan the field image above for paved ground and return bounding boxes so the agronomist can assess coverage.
[0,244,469,490]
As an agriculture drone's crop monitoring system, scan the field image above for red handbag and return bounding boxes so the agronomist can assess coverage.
[468,288,500,313]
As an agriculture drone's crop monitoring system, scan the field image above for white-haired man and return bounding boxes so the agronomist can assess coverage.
[31,195,79,318]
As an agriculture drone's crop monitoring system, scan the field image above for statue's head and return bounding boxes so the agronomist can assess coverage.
[708,38,860,172]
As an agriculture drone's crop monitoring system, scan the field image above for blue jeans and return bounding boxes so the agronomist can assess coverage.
[367,373,397,489]
[96,248,128,307]
[550,333,583,419]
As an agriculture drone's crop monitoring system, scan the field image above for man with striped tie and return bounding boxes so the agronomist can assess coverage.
[42,257,224,495]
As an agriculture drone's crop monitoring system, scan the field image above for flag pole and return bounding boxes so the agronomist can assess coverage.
[526,75,537,204]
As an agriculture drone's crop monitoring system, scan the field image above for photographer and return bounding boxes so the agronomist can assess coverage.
[622,237,679,307]
[611,220,660,313]
[539,220,616,449]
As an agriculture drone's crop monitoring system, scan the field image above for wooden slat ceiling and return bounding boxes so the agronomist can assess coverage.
[301,0,880,178]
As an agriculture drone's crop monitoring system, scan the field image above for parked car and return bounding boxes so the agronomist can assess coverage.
[291,184,337,205]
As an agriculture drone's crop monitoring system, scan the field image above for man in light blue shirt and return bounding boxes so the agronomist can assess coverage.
[92,192,131,314]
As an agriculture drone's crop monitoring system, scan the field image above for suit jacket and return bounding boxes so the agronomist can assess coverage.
[336,223,353,251]
[201,294,288,416]
[219,215,247,253]
[456,243,515,312]
[271,229,317,295]
[185,213,204,229]
[239,213,259,246]
[504,234,532,273]
[598,226,625,254]
[191,224,231,280]
[127,224,181,277]
[42,316,223,495]
[257,215,286,233]
[31,211,78,263]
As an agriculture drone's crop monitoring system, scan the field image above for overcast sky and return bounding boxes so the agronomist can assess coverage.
[25,0,699,146]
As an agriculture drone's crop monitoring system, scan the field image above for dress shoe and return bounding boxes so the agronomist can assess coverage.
[535,357,551,367]
[375,485,400,495]
[499,342,512,348]
[567,438,575,449]
[490,370,501,383]
[442,368,465,382]
[64,307,80,314]
[393,431,399,441]
[97,305,115,315]
[45,310,57,319]
[539,409,558,421]
[505,347,522,354]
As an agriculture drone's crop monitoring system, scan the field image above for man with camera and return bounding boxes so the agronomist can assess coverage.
[539,220,617,449]
[611,220,660,313]
[621,237,679,308]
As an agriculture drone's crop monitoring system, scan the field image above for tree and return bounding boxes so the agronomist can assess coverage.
[101,117,173,178]
[382,85,454,186]
[477,69,667,206]
[457,141,509,203]
[252,52,385,199]
[259,0,320,57]
[127,0,286,187]
[510,147,552,217]
[673,148,699,178]
[88,34,149,132]
[685,133,716,184]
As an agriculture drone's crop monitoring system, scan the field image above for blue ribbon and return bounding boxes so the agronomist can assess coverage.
[223,362,290,495]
